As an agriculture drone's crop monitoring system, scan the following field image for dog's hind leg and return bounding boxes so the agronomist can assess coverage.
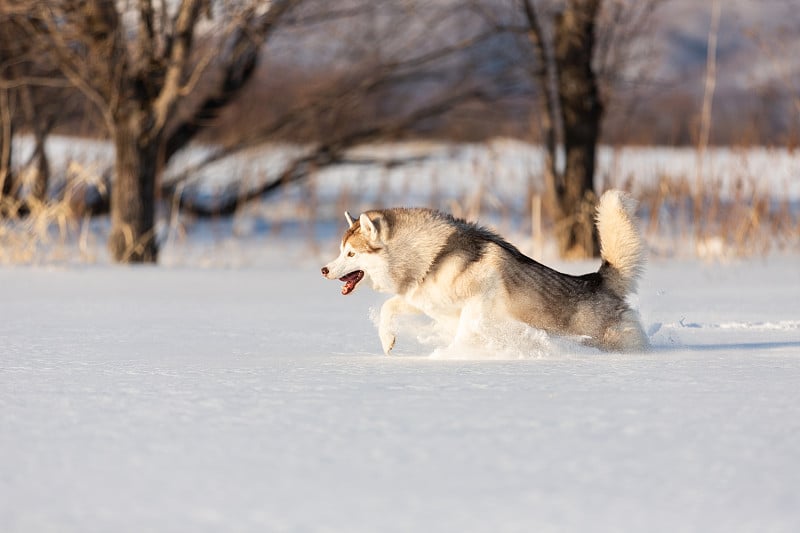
[379,296,421,354]
[449,298,497,350]
[601,309,649,352]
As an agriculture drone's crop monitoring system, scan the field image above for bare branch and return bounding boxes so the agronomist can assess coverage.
[138,0,157,69]
[171,87,485,216]
[0,76,73,89]
[164,0,299,160]
[25,5,117,133]
[150,0,205,136]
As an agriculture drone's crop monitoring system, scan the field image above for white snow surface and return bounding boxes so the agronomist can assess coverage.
[2,254,799,533]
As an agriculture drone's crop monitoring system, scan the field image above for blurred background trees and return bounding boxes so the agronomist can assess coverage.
[2,0,299,262]
[1,0,797,263]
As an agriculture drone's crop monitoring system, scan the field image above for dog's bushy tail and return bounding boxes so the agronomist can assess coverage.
[596,190,645,299]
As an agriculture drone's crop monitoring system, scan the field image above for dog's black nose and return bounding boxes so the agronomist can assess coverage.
[321,267,329,276]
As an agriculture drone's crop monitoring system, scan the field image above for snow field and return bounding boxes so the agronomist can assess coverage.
[1,256,799,532]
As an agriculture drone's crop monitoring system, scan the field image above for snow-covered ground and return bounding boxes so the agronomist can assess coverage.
[2,253,799,532]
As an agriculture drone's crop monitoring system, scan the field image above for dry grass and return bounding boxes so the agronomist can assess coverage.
[0,196,99,264]
[0,160,108,264]
[638,175,799,260]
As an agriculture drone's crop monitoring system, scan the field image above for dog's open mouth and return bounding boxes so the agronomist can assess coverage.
[339,270,364,295]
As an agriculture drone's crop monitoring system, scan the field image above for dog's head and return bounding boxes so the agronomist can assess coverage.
[321,211,385,295]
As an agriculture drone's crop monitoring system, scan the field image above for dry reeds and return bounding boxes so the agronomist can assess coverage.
[638,175,798,260]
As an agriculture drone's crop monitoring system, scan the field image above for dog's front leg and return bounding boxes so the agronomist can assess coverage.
[378,296,420,354]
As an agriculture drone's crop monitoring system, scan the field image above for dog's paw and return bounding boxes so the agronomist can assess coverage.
[379,330,396,354]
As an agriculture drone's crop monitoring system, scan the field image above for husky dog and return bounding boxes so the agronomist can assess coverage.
[322,190,648,353]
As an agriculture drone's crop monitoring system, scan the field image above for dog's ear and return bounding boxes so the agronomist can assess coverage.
[359,213,379,241]
[344,211,355,228]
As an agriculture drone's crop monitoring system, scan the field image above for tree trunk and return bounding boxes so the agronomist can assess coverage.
[108,114,159,263]
[28,135,50,203]
[0,87,13,203]
[553,0,602,259]
[19,82,50,203]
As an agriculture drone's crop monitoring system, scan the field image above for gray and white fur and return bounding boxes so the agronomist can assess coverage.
[322,190,648,353]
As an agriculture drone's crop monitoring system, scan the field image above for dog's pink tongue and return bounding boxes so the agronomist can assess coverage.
[339,270,364,295]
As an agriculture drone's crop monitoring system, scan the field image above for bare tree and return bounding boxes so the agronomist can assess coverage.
[520,0,602,258]
[520,0,660,258]
[8,0,297,262]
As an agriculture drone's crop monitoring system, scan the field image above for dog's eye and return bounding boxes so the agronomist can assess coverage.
[347,251,355,257]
